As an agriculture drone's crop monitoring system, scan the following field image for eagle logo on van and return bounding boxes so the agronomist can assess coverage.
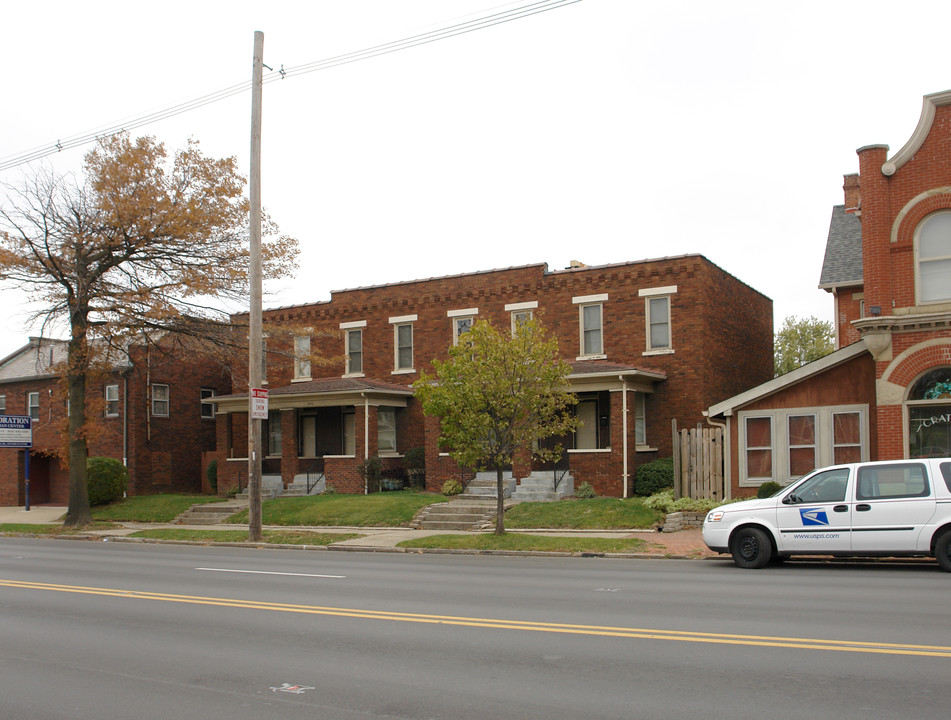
[800,508,830,526]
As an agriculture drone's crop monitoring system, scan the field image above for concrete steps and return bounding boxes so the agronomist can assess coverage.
[175,501,248,525]
[512,471,574,502]
[413,496,502,531]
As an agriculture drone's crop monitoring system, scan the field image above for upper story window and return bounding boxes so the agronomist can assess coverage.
[640,285,676,354]
[0,394,6,413]
[105,384,119,417]
[27,391,39,420]
[505,301,537,335]
[448,308,478,345]
[573,294,607,359]
[917,211,951,304]
[200,388,216,419]
[293,335,311,380]
[340,320,366,376]
[151,384,169,417]
[389,314,416,373]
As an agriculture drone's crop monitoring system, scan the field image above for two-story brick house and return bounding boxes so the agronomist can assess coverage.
[709,89,951,498]
[214,255,773,498]
[0,336,231,505]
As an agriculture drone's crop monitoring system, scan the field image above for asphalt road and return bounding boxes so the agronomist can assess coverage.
[1,538,949,720]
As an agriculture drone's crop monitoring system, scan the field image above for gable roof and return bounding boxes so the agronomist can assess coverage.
[818,205,863,290]
[0,338,68,382]
[706,341,869,417]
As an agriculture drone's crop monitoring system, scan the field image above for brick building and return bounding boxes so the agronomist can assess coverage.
[710,89,951,498]
[0,337,231,506]
[214,255,773,498]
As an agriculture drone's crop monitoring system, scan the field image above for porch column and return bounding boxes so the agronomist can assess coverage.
[280,409,300,487]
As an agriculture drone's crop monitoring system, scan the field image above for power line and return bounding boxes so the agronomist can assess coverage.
[0,0,581,173]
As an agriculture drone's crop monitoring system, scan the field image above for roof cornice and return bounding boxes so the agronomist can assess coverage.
[882,90,951,176]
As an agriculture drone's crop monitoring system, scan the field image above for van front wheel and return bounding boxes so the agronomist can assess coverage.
[730,527,772,569]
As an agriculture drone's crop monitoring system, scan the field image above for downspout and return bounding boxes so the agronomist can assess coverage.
[146,344,152,443]
[362,393,369,495]
[620,376,629,499]
[122,375,128,467]
[703,411,730,501]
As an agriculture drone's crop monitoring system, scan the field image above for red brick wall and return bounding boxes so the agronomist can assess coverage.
[227,256,772,497]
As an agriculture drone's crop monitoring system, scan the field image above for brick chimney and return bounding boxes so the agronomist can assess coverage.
[843,173,860,213]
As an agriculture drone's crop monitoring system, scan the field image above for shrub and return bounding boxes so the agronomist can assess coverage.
[86,457,129,506]
[358,456,383,493]
[634,457,674,496]
[441,479,463,496]
[206,459,218,492]
[574,481,596,499]
[757,481,782,498]
[642,489,726,514]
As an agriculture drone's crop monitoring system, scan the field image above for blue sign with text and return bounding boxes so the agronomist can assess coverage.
[0,415,33,448]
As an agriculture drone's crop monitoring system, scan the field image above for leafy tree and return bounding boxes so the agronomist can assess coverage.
[414,318,578,534]
[0,134,298,526]
[774,315,834,376]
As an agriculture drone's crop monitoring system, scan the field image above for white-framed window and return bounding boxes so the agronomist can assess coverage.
[787,414,817,478]
[105,384,119,417]
[640,286,676,353]
[506,301,537,335]
[738,405,869,486]
[0,394,5,413]
[634,392,647,446]
[743,415,773,483]
[27,391,39,420]
[448,308,478,345]
[916,211,951,304]
[267,410,282,456]
[340,320,366,376]
[151,384,169,417]
[389,314,417,373]
[200,388,216,419]
[573,294,607,359]
[378,406,397,453]
[293,335,311,380]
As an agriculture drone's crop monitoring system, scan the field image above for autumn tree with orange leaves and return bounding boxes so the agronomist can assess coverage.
[0,134,298,526]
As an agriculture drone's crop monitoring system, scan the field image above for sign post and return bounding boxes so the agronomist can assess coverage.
[0,415,33,511]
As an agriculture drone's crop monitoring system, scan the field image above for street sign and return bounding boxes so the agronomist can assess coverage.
[250,388,269,420]
[0,415,32,448]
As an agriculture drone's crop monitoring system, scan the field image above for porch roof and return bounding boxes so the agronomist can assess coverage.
[567,360,666,392]
[213,377,414,412]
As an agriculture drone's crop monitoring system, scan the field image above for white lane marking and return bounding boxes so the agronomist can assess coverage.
[196,567,345,579]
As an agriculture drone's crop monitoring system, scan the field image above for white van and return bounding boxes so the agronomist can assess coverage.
[703,458,951,570]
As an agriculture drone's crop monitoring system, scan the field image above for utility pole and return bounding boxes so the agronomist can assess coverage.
[248,31,264,542]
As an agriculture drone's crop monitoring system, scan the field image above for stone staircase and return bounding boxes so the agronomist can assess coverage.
[511,470,574,502]
[412,496,502,531]
[175,500,248,525]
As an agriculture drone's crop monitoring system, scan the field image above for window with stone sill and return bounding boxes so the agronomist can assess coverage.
[917,211,951,304]
[105,384,119,417]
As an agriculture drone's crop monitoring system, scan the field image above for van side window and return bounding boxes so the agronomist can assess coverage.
[786,468,849,503]
[941,462,951,492]
[856,463,930,500]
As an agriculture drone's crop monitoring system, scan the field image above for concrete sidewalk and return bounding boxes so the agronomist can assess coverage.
[0,504,716,558]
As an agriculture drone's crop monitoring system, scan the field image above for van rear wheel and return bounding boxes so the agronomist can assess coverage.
[730,527,772,569]
[935,530,951,572]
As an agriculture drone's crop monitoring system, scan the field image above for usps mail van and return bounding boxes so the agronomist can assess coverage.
[703,459,951,569]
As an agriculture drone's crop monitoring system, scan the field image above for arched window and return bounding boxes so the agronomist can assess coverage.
[907,367,951,458]
[916,212,951,304]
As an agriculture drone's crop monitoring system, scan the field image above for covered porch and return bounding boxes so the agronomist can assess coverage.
[213,377,416,495]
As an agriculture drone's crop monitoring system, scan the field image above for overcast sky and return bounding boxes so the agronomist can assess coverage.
[2,0,951,362]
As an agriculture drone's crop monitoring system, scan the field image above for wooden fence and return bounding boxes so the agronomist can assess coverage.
[671,420,724,501]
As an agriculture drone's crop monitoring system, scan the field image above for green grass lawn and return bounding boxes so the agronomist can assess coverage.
[398,533,649,553]
[91,494,226,523]
[226,491,439,527]
[127,528,361,545]
[503,497,663,529]
[0,522,120,535]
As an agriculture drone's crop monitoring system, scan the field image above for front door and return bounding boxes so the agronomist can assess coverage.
[776,467,852,553]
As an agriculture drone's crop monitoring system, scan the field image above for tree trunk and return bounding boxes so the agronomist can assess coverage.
[63,318,92,527]
[495,465,505,535]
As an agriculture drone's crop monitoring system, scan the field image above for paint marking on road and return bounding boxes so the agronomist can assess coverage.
[195,567,345,579]
[3,577,951,659]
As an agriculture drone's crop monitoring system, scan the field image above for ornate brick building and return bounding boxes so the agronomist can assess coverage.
[215,255,772,498]
[711,90,951,497]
